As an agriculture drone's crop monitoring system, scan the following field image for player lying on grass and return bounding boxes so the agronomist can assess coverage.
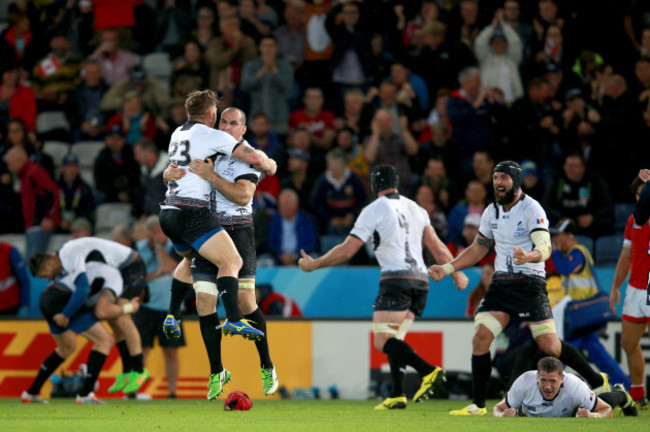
[22,262,141,404]
[493,357,638,418]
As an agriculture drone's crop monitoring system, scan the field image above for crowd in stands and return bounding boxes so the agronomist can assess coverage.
[0,0,648,269]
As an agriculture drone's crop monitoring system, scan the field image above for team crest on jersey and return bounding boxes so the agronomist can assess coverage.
[514,221,527,237]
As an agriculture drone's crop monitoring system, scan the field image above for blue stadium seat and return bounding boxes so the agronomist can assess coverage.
[576,235,594,257]
[614,203,635,233]
[594,234,624,266]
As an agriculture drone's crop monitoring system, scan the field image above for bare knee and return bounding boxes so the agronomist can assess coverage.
[472,327,494,354]
[374,334,392,352]
[537,335,561,357]
[56,339,77,358]
[238,294,257,315]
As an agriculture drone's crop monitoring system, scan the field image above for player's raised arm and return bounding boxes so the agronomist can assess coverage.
[429,232,491,281]
[423,225,468,290]
[189,158,256,206]
[232,144,277,175]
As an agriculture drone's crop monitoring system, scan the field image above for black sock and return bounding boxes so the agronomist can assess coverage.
[80,350,107,396]
[245,308,272,368]
[169,278,193,319]
[28,351,65,395]
[131,353,144,373]
[558,341,603,388]
[382,338,435,377]
[217,277,242,322]
[388,357,406,397]
[116,341,131,373]
[471,353,491,408]
[199,312,223,375]
[599,391,627,408]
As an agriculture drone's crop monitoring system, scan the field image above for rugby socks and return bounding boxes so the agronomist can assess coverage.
[382,338,435,377]
[599,391,627,408]
[131,353,144,374]
[116,341,131,373]
[169,278,193,319]
[471,353,491,408]
[630,384,645,401]
[559,341,603,388]
[388,358,406,397]
[199,312,223,374]
[244,308,273,369]
[80,350,107,396]
[217,276,242,322]
[28,351,65,395]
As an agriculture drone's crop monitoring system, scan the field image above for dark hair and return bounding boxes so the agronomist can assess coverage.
[29,253,50,276]
[134,138,158,153]
[631,176,645,195]
[537,357,563,375]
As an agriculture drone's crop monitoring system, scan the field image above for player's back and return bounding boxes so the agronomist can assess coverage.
[166,122,239,204]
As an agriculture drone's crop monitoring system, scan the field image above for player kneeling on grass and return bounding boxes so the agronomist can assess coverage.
[493,357,638,418]
[21,262,140,404]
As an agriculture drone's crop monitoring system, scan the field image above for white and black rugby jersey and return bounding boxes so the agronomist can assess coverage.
[165,121,241,207]
[506,371,597,417]
[350,194,429,280]
[57,261,124,300]
[210,143,261,226]
[58,237,135,280]
[478,194,549,278]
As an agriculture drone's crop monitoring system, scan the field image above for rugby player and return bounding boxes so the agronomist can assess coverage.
[429,160,610,416]
[22,262,140,404]
[29,237,150,395]
[299,165,469,410]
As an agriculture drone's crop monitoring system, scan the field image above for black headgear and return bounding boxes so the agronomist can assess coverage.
[493,160,522,191]
[370,165,399,194]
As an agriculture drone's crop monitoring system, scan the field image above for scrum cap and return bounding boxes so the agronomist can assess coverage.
[493,160,522,191]
[370,165,399,194]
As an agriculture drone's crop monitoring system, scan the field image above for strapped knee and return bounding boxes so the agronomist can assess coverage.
[239,277,255,292]
[373,322,400,336]
[529,320,556,338]
[474,312,504,338]
[395,318,413,340]
[194,281,218,296]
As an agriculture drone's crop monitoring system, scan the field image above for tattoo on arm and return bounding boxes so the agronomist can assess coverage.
[476,235,493,250]
[241,146,253,153]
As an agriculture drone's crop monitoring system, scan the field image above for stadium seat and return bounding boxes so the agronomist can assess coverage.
[614,203,635,233]
[47,233,73,253]
[36,111,70,134]
[71,141,105,167]
[0,233,27,258]
[95,203,134,233]
[142,52,172,81]
[79,167,95,190]
[594,234,624,266]
[43,141,71,167]
[576,235,594,257]
[320,234,346,254]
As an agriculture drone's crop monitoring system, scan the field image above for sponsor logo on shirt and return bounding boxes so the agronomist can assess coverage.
[514,221,528,237]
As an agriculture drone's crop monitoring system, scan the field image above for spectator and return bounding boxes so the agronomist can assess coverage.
[289,87,337,151]
[550,219,630,388]
[0,241,30,315]
[389,59,430,114]
[311,148,367,235]
[70,217,93,238]
[0,9,42,74]
[400,0,442,48]
[280,147,314,216]
[170,40,210,98]
[57,153,95,234]
[239,0,274,37]
[0,61,37,132]
[68,60,109,143]
[419,157,454,212]
[30,31,83,113]
[112,224,134,248]
[334,126,368,185]
[543,152,614,238]
[88,28,139,86]
[324,0,371,99]
[0,131,23,234]
[101,65,171,121]
[6,119,54,178]
[520,159,544,199]
[366,33,393,88]
[447,179,487,244]
[334,89,365,138]
[93,124,141,204]
[360,80,420,141]
[466,262,494,317]
[256,284,303,318]
[474,11,524,105]
[285,125,323,180]
[588,63,613,109]
[503,0,534,71]
[5,147,60,259]
[560,88,600,142]
[155,97,186,151]
[132,138,168,218]
[266,189,318,266]
[205,13,257,100]
[106,91,157,146]
[240,35,294,136]
[419,121,457,187]
[447,67,505,177]
[415,184,449,247]
[363,108,419,195]
[446,0,482,60]
[245,112,284,164]
[273,2,305,73]
[425,87,453,132]
[133,215,183,399]
[469,150,496,202]
[154,0,194,56]
[533,24,567,71]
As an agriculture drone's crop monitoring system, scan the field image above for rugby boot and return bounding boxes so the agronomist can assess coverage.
[413,366,446,402]
[613,383,638,416]
[76,392,105,404]
[162,314,182,340]
[261,367,279,395]
[374,395,407,410]
[108,372,129,393]
[593,372,611,395]
[122,369,150,394]
[449,403,488,416]
[207,369,231,400]
[222,319,264,340]
[20,391,48,404]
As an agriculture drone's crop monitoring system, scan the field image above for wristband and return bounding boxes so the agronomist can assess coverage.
[441,263,455,275]
[122,303,135,315]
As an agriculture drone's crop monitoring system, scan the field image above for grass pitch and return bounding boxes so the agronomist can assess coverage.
[0,398,646,432]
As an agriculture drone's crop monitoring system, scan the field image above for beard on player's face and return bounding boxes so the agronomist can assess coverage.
[494,183,516,205]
